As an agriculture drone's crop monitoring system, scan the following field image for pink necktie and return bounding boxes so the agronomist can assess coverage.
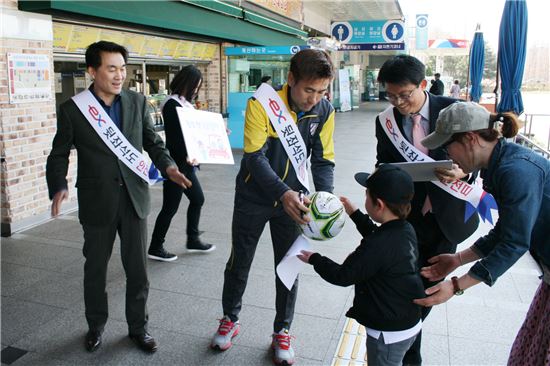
[412,114,429,155]
[411,114,432,214]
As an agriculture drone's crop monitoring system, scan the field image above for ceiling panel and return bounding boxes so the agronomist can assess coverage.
[318,0,403,22]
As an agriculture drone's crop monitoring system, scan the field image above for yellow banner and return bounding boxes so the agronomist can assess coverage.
[52,22,217,61]
[202,44,218,60]
[68,25,100,53]
[100,29,125,45]
[53,23,72,52]
[175,40,194,59]
[191,43,206,59]
[124,34,145,56]
[160,39,179,58]
[142,37,164,57]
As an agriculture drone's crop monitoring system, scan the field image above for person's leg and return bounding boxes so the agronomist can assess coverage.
[404,215,452,365]
[221,196,269,320]
[269,208,301,333]
[368,334,418,366]
[82,222,117,333]
[182,169,204,242]
[118,188,149,336]
[149,179,184,251]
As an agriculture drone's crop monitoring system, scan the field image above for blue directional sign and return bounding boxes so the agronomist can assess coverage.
[416,14,429,50]
[339,43,405,51]
[330,20,405,45]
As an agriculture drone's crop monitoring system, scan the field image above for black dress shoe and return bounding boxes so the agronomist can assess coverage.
[129,332,158,353]
[85,330,102,352]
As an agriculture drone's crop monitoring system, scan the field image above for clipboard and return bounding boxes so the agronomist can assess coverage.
[388,160,453,182]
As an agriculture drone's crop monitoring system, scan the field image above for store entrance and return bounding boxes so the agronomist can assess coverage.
[53,60,199,129]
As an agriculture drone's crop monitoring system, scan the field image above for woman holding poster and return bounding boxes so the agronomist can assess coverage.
[148,65,216,261]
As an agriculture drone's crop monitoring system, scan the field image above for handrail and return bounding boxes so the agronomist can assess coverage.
[521,113,550,151]
[514,132,550,159]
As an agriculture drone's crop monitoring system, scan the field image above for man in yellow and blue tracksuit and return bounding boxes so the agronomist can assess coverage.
[211,49,336,365]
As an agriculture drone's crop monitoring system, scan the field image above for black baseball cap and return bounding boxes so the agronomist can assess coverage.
[354,164,414,204]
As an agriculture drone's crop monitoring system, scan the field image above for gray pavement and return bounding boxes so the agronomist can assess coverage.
[1,101,541,365]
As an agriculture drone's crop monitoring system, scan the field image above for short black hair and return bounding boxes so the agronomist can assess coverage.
[434,73,441,78]
[290,48,335,83]
[170,65,202,101]
[260,76,272,83]
[85,41,128,69]
[377,55,425,86]
[367,189,412,220]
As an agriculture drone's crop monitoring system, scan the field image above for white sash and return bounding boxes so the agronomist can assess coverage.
[378,107,494,220]
[72,90,155,185]
[161,94,194,112]
[254,84,310,192]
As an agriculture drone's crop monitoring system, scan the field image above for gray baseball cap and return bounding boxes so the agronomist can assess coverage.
[421,102,491,149]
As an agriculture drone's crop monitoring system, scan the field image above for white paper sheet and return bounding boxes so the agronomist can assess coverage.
[276,235,311,290]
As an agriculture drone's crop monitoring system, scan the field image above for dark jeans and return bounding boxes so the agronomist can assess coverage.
[403,212,457,365]
[82,185,149,335]
[222,194,301,333]
[149,168,204,250]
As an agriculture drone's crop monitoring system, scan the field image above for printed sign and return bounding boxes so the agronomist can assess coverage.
[331,20,405,44]
[338,69,351,112]
[416,14,429,50]
[176,108,234,165]
[224,45,309,56]
[7,53,52,104]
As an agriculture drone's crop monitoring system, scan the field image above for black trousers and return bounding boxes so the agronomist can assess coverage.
[403,212,457,365]
[222,194,301,333]
[149,168,204,250]
[82,185,149,335]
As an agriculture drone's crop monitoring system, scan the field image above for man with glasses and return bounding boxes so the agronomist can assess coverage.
[375,55,479,366]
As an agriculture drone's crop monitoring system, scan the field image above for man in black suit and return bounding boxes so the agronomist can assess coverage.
[428,73,444,95]
[375,55,479,365]
[46,41,191,353]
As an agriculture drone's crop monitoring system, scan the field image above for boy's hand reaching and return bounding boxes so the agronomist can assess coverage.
[297,250,314,263]
[339,196,358,216]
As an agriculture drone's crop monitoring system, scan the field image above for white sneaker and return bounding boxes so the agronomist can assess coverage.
[271,328,295,365]
[210,316,240,351]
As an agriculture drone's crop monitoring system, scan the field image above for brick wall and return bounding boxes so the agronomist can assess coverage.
[197,45,222,113]
[1,0,77,236]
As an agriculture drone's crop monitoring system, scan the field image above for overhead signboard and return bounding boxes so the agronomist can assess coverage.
[53,22,218,61]
[224,45,309,56]
[330,20,405,51]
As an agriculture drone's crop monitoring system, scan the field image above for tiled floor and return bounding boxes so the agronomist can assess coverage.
[2,102,541,365]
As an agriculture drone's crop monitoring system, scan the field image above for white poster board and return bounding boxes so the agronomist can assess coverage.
[338,68,351,112]
[176,108,234,165]
[7,53,52,104]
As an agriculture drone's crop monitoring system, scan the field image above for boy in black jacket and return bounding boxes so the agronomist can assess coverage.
[298,165,425,366]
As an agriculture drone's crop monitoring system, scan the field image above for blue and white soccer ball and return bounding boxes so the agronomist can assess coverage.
[300,191,346,241]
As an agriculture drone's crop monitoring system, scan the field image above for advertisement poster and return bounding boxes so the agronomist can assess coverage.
[7,53,52,104]
[338,69,352,112]
[176,108,234,165]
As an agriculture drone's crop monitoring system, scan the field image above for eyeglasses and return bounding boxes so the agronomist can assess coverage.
[385,87,418,103]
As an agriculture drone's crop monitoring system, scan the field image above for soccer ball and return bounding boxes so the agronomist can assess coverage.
[300,191,346,241]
